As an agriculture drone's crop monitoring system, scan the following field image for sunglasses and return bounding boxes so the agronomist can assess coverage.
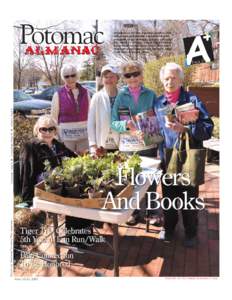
[39,127,56,133]
[64,74,77,79]
[124,71,141,79]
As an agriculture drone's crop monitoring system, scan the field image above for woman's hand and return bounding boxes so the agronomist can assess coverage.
[126,121,144,142]
[130,130,144,143]
[126,120,137,131]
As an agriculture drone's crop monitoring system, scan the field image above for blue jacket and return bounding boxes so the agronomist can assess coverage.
[154,87,214,159]
[111,85,157,132]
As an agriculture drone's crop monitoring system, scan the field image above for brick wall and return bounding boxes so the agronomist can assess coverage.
[187,87,219,117]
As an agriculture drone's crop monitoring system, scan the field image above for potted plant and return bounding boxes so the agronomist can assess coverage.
[43,152,142,200]
[85,177,105,199]
[63,164,83,198]
[101,162,124,196]
[43,163,64,195]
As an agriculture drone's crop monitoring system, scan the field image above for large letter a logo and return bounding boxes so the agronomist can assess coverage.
[183,34,214,66]
[187,36,210,65]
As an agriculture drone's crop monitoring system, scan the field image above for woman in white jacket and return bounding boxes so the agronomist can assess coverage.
[88,65,119,154]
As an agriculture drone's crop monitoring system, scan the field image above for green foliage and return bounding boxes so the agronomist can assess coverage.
[143,54,196,96]
[102,162,119,182]
[61,157,84,186]
[14,113,37,161]
[212,116,219,139]
[127,153,142,175]
[44,163,64,189]
[44,152,142,194]
[14,195,23,205]
[86,177,104,193]
[79,59,96,81]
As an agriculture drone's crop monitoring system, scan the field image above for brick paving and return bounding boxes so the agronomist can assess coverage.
[14,163,219,277]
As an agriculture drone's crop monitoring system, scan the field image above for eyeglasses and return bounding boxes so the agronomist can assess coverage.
[124,71,141,79]
[64,74,77,79]
[39,127,56,133]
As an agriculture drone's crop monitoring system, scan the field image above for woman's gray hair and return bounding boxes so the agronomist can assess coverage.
[61,64,79,80]
[33,115,58,137]
[160,62,184,82]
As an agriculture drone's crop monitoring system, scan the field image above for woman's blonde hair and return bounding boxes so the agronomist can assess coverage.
[121,61,143,74]
[33,115,58,137]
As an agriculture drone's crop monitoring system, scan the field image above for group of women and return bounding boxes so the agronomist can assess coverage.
[19,60,214,248]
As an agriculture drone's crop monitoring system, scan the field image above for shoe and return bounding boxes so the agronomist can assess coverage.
[183,237,197,248]
[159,229,173,242]
[126,214,140,226]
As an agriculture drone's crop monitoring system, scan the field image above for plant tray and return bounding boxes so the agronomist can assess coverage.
[34,181,134,210]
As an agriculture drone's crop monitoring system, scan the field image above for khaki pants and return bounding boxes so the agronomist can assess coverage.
[64,139,89,153]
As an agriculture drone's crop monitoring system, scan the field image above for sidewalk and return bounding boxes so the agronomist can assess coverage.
[14,163,219,277]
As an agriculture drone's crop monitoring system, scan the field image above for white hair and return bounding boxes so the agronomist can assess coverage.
[33,115,58,136]
[160,63,184,82]
[61,64,79,80]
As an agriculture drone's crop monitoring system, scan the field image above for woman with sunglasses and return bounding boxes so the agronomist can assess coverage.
[19,115,76,207]
[111,61,160,226]
[19,115,93,248]
[51,64,90,153]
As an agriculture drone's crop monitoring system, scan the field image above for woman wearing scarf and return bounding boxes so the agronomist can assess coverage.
[154,62,214,247]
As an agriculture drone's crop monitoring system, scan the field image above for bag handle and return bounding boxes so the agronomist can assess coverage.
[173,131,190,153]
[182,131,190,151]
[178,131,190,150]
[172,132,186,150]
[177,132,190,161]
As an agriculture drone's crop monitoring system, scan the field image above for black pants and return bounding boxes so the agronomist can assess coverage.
[161,183,199,238]
[65,216,93,246]
[124,147,158,217]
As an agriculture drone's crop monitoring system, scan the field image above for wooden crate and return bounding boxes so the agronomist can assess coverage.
[34,181,134,209]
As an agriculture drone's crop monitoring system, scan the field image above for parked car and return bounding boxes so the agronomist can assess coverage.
[23,87,37,95]
[32,82,96,101]
[14,90,51,116]
[81,80,96,90]
[33,88,46,94]
[80,81,96,96]
[32,86,61,101]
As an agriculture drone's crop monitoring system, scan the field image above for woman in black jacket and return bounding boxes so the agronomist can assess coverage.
[19,114,92,247]
[20,115,76,204]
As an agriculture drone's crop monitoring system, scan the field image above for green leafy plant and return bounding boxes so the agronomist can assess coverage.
[44,152,142,198]
[44,160,64,190]
[212,116,219,139]
[14,113,37,161]
[85,177,104,193]
[63,163,83,187]
[102,162,119,183]
[122,153,142,180]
